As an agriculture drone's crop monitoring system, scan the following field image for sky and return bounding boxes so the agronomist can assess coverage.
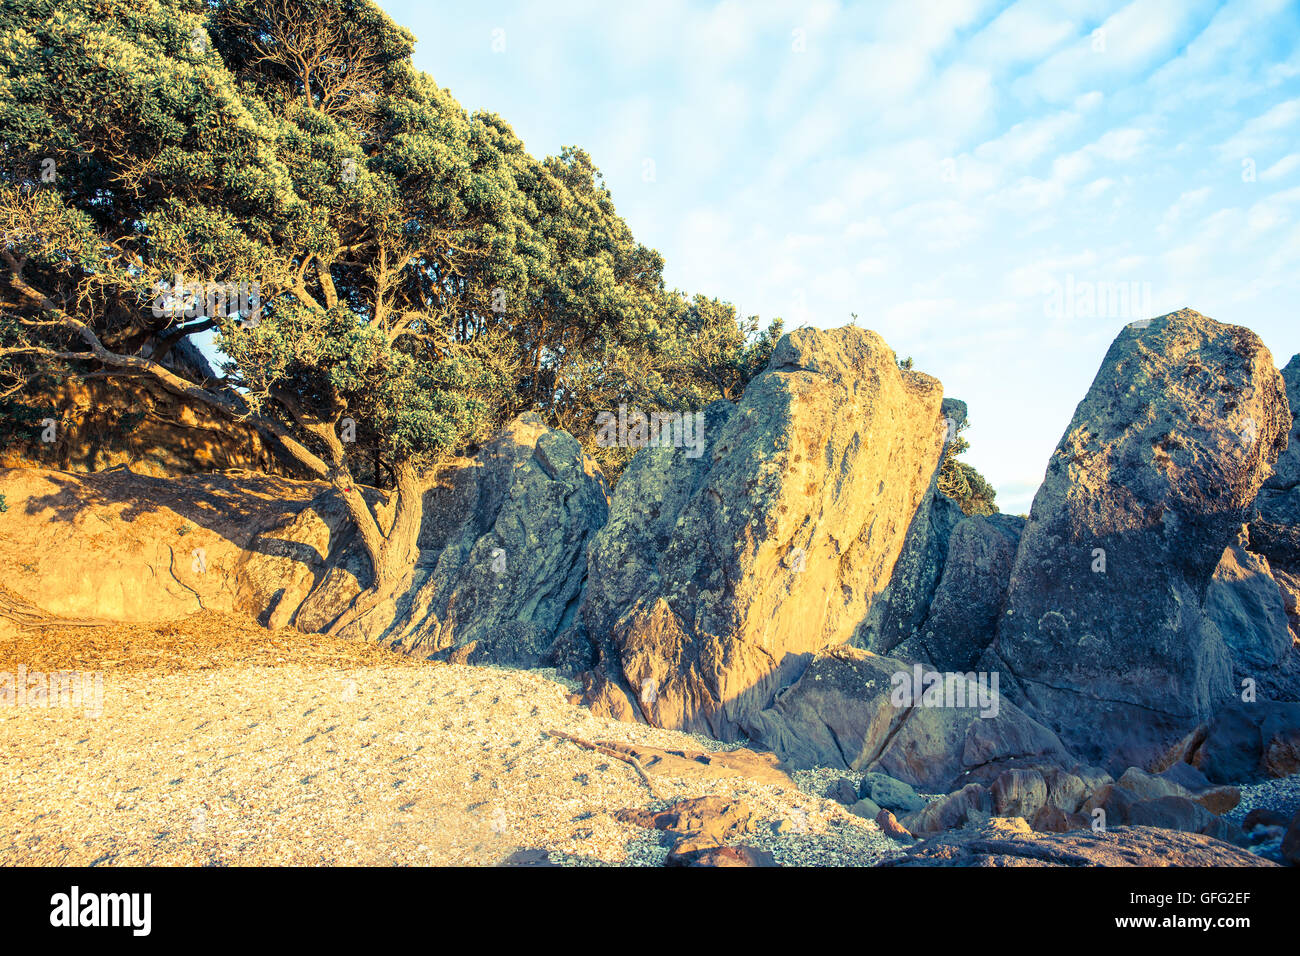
[380,0,1300,514]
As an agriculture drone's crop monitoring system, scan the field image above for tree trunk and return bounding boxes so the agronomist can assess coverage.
[323,459,426,637]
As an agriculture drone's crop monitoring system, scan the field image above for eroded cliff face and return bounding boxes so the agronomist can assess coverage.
[579,326,949,739]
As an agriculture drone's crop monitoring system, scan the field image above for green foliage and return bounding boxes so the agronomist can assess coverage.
[937,420,998,516]
[0,0,779,487]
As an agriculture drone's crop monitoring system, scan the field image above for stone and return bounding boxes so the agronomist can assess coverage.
[1115,766,1239,815]
[857,397,968,656]
[580,327,948,739]
[1284,811,1300,867]
[1205,530,1298,698]
[985,310,1291,771]
[1126,796,1241,843]
[826,778,859,806]
[849,797,883,820]
[900,783,992,835]
[875,809,914,841]
[860,772,926,813]
[895,513,1026,671]
[614,796,756,845]
[990,769,1048,820]
[879,820,1276,867]
[1243,808,1289,831]
[1174,700,1300,783]
[667,844,779,867]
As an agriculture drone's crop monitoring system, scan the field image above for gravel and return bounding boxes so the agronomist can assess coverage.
[0,614,907,867]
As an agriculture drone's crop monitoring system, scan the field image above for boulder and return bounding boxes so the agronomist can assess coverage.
[1250,354,1300,574]
[1126,796,1241,843]
[990,769,1048,820]
[1205,530,1299,698]
[895,513,1025,670]
[857,398,968,655]
[1115,766,1239,815]
[849,797,883,820]
[1283,810,1300,866]
[860,772,926,813]
[875,809,914,841]
[580,326,948,738]
[1170,700,1300,783]
[984,309,1291,771]
[744,646,1075,791]
[900,783,992,835]
[879,818,1275,867]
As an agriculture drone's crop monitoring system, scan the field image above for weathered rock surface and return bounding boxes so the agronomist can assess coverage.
[0,466,320,628]
[895,513,1025,670]
[984,310,1291,770]
[239,414,610,664]
[879,817,1276,867]
[746,646,1075,792]
[857,398,967,654]
[1205,529,1299,699]
[581,326,948,738]
[1166,700,1300,783]
[1250,354,1300,573]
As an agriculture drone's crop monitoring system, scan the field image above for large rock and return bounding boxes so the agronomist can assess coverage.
[896,513,1025,670]
[878,817,1275,867]
[1250,354,1300,572]
[984,310,1291,770]
[236,413,611,664]
[1205,529,1299,698]
[745,646,1076,791]
[581,326,948,738]
[367,415,609,662]
[1167,700,1300,783]
[857,398,968,654]
[0,466,320,628]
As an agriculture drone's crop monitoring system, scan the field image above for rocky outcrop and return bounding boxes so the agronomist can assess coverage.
[745,645,1078,791]
[244,414,610,665]
[895,513,1025,670]
[0,466,321,628]
[857,398,967,654]
[580,327,948,739]
[1164,700,1300,783]
[1250,354,1300,572]
[983,310,1291,771]
[878,817,1275,867]
[1205,529,1299,698]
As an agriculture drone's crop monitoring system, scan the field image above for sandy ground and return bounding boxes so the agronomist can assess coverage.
[0,613,903,866]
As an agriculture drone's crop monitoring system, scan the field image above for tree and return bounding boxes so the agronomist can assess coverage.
[937,419,998,516]
[0,0,780,627]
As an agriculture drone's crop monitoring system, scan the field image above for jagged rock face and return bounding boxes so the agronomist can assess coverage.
[857,399,967,654]
[1251,354,1300,571]
[581,326,948,739]
[744,646,1075,792]
[895,513,1025,670]
[292,415,609,664]
[985,310,1291,771]
[1205,530,1299,699]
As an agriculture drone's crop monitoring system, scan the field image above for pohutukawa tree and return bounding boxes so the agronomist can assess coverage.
[0,0,780,628]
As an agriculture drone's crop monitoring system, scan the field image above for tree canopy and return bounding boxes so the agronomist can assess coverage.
[0,0,781,611]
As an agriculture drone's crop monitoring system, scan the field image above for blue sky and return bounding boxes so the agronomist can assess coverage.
[380,0,1300,513]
